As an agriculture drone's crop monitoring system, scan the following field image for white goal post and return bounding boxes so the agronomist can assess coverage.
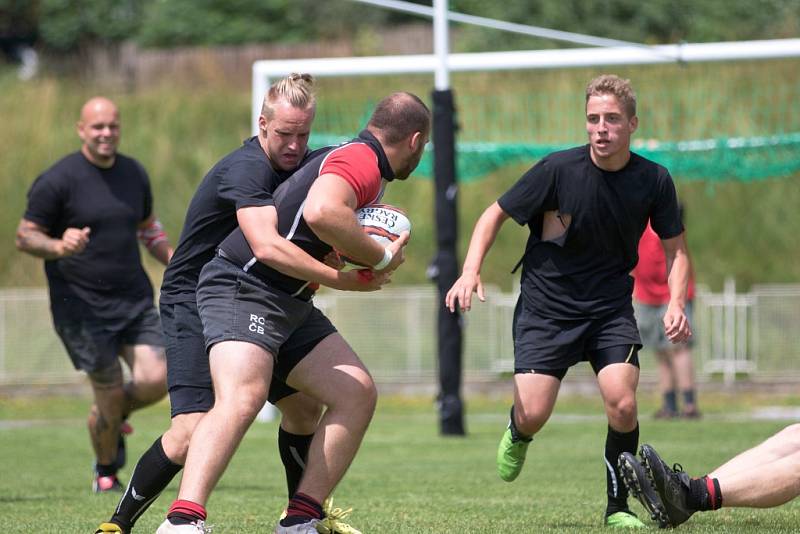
[252,38,800,135]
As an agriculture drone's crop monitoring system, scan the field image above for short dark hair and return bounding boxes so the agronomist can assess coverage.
[367,92,431,144]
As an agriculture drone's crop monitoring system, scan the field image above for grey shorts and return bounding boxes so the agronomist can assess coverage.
[197,256,337,382]
[634,300,694,352]
[54,306,164,373]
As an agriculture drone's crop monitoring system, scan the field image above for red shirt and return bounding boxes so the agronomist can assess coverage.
[632,222,694,305]
[319,143,384,208]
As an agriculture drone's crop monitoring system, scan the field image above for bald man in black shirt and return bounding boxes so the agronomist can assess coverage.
[16,96,173,494]
[446,75,692,529]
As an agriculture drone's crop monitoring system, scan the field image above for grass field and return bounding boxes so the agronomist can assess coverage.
[1,393,799,532]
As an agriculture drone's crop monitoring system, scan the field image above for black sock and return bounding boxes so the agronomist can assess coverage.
[95,463,117,477]
[688,476,722,511]
[110,436,183,531]
[682,390,696,406]
[280,492,323,526]
[114,432,127,471]
[166,499,206,524]
[605,424,639,516]
[278,427,314,498]
[663,391,678,413]
[508,406,532,442]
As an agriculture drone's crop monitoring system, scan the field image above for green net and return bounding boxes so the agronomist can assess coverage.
[310,59,800,183]
[312,132,800,183]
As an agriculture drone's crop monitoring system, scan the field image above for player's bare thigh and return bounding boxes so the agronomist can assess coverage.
[209,340,275,409]
[285,333,375,407]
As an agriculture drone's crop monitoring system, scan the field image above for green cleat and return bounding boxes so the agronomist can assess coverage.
[604,511,646,529]
[496,426,531,482]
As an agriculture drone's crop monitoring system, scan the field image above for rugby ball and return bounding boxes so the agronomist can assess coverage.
[356,204,411,246]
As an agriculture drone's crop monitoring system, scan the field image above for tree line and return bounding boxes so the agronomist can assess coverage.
[2,0,798,55]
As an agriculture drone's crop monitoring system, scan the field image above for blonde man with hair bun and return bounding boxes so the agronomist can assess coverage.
[163,90,429,534]
[262,72,316,119]
[96,74,364,534]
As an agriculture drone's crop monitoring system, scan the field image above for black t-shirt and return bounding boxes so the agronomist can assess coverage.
[218,130,393,296]
[24,151,155,321]
[498,145,682,319]
[160,137,330,303]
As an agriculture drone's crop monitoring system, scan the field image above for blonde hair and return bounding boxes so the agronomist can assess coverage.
[585,74,637,118]
[261,73,316,119]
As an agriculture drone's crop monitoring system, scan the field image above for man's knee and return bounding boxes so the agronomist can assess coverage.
[216,383,270,421]
[606,394,638,426]
[130,345,167,385]
[322,369,377,419]
[362,377,378,413]
[514,403,552,434]
[89,360,124,389]
[277,393,324,435]
[347,372,378,410]
[162,412,206,462]
[131,374,167,403]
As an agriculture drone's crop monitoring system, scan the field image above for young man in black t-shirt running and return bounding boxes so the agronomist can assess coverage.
[446,75,692,529]
[16,97,173,494]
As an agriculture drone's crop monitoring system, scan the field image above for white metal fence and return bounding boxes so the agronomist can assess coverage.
[1,284,799,387]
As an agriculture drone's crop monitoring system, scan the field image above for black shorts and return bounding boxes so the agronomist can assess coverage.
[515,344,641,380]
[54,306,164,374]
[161,299,213,417]
[194,257,336,404]
[512,296,641,373]
[162,296,332,417]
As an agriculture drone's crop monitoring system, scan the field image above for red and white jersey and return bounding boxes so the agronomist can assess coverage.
[217,129,395,296]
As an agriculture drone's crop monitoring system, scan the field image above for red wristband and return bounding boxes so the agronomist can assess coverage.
[356,269,375,283]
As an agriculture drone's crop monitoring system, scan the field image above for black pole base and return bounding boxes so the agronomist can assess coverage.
[438,393,466,436]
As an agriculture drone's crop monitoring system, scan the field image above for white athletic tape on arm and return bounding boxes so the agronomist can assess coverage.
[373,248,393,270]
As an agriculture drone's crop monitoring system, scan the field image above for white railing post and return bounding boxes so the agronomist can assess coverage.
[723,277,736,386]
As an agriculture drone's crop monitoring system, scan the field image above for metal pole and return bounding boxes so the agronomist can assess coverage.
[433,0,449,90]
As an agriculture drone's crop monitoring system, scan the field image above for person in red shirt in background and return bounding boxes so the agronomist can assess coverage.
[633,214,700,418]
